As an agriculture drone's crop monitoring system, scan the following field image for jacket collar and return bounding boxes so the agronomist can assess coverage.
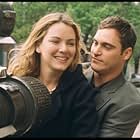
[88,69,126,111]
[88,68,126,94]
[99,73,126,94]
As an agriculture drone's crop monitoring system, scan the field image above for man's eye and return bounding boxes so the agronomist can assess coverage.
[92,40,98,46]
[103,44,112,49]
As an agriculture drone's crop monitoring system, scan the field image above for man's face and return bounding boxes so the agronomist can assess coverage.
[90,28,131,75]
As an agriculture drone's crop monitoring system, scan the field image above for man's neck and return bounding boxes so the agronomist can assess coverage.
[93,71,122,87]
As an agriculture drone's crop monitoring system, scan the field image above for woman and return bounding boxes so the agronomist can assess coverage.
[8,12,98,137]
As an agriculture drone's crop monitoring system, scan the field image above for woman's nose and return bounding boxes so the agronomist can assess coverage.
[59,43,67,52]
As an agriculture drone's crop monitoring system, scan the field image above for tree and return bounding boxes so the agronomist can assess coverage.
[11,2,140,61]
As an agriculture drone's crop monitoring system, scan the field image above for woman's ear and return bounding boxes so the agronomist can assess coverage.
[36,46,40,53]
[35,42,41,53]
[123,47,132,61]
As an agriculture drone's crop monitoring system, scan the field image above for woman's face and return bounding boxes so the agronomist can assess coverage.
[36,22,76,73]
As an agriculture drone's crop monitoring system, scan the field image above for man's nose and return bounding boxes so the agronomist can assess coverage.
[91,45,102,56]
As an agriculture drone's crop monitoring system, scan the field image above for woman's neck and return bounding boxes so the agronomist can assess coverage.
[38,70,63,93]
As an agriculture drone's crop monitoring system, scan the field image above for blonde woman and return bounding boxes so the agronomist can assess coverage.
[8,12,98,137]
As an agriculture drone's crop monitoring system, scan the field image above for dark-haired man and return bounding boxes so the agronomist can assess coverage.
[84,16,140,137]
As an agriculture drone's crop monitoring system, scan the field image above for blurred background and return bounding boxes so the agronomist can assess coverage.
[0,1,140,87]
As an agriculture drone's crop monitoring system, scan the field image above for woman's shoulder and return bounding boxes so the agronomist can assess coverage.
[61,64,92,88]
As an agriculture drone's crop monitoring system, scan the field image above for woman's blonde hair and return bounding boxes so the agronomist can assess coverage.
[8,12,84,77]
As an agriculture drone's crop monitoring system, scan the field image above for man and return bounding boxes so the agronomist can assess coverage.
[84,16,140,137]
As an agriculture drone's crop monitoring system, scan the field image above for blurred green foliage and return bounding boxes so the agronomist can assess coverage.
[10,2,140,61]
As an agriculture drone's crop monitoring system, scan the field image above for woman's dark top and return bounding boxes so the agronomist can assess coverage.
[22,64,98,138]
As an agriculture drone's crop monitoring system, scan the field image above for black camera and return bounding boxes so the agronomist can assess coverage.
[0,66,51,137]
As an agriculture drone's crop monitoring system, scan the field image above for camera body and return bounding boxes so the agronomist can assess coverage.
[0,66,51,137]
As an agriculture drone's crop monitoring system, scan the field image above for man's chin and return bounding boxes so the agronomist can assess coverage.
[91,66,102,73]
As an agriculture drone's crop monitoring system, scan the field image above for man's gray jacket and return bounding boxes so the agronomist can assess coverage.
[84,67,140,138]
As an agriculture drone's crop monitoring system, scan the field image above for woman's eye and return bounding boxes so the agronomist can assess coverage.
[49,40,59,44]
[68,42,75,46]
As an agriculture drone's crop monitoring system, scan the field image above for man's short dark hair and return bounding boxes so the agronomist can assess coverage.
[98,16,137,51]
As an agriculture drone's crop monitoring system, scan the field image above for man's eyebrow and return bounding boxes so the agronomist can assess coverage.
[102,42,116,48]
[93,38,116,48]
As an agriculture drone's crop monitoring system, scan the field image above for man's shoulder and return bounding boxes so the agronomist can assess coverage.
[115,80,140,103]
[125,80,140,96]
[125,80,139,91]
